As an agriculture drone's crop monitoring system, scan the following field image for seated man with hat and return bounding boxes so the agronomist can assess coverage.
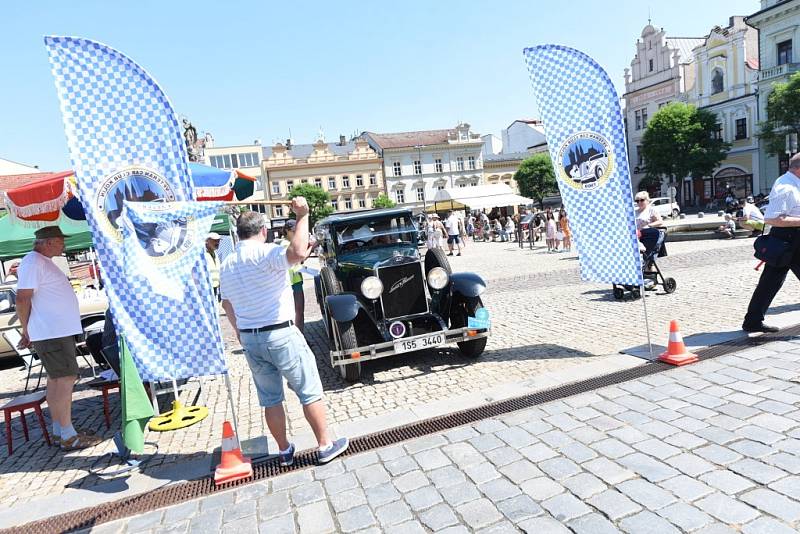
[15,226,102,450]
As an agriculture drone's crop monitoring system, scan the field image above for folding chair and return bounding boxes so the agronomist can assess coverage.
[3,329,43,394]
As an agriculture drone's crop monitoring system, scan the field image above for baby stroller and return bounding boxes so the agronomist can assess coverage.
[612,228,677,300]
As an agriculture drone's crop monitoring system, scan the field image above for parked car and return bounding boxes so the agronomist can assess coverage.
[0,282,108,360]
[645,197,681,218]
[313,207,491,381]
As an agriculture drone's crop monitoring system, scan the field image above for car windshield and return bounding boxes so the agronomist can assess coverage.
[336,215,418,253]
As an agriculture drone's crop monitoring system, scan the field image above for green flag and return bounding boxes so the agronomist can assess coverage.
[120,337,154,453]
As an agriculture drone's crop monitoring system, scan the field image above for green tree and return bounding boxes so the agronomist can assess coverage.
[641,102,730,189]
[759,71,800,157]
[514,153,558,206]
[287,183,333,226]
[372,193,396,208]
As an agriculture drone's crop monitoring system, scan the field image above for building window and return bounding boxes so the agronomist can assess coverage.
[636,145,644,166]
[635,110,642,130]
[301,179,307,184]
[434,158,443,173]
[457,157,464,171]
[231,154,239,168]
[713,123,723,140]
[275,206,283,217]
[641,108,648,127]
[468,156,476,170]
[271,182,280,195]
[286,180,294,191]
[210,155,221,168]
[648,58,654,72]
[395,189,405,203]
[735,118,747,140]
[328,176,336,189]
[358,198,366,208]
[778,40,793,65]
[369,173,377,186]
[223,154,232,168]
[459,183,466,188]
[345,198,352,210]
[393,161,402,176]
[314,177,322,188]
[414,160,422,175]
[711,69,724,94]
[331,200,338,210]
[356,174,363,187]
[416,187,425,202]
[437,185,445,190]
[342,175,350,188]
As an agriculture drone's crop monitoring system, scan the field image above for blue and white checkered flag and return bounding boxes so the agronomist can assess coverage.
[45,36,226,380]
[524,45,642,285]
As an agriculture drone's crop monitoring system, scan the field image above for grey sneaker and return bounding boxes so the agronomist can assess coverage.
[279,443,295,466]
[318,437,349,464]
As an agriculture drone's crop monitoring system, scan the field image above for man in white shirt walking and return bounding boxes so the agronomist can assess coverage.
[220,199,347,466]
[16,226,102,450]
[743,154,800,333]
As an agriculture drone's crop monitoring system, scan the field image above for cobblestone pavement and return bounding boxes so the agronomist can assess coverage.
[1,236,799,515]
[99,338,800,533]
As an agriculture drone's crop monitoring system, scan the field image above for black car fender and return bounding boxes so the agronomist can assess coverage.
[325,293,362,323]
[450,272,486,299]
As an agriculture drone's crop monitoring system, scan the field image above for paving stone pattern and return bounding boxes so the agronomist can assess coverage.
[104,339,800,532]
[0,237,798,512]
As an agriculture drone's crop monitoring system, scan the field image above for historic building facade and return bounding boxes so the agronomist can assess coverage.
[363,123,484,211]
[746,0,800,189]
[623,24,703,198]
[686,16,760,206]
[262,136,384,218]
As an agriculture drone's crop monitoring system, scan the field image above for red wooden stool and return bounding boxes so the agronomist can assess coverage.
[2,391,50,455]
[88,380,120,429]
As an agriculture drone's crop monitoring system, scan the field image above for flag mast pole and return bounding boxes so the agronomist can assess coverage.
[640,283,654,359]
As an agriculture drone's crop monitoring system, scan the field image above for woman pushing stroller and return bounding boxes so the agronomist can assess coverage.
[612,192,676,299]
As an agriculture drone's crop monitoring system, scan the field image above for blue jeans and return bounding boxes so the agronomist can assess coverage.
[240,326,324,407]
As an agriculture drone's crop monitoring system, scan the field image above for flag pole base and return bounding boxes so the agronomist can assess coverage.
[87,432,157,477]
[148,400,209,431]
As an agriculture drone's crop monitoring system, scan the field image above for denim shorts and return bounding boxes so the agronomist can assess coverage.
[239,325,323,407]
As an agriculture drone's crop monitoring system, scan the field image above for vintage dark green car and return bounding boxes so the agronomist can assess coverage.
[313,207,490,381]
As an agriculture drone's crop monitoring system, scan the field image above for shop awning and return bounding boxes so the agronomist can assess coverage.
[431,184,533,211]
[0,215,94,259]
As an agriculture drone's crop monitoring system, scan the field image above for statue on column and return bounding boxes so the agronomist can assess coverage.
[182,117,203,162]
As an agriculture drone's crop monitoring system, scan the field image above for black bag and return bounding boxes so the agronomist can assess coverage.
[753,234,794,267]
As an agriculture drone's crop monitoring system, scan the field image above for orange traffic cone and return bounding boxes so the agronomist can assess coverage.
[214,421,253,485]
[658,320,699,366]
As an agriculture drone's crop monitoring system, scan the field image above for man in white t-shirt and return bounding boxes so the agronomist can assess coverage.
[740,196,765,236]
[220,200,348,466]
[16,226,101,450]
[445,211,462,256]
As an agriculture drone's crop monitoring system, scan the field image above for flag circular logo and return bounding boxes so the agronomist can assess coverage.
[96,166,177,240]
[557,132,614,191]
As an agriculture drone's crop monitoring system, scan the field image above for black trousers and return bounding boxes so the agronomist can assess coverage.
[744,227,800,326]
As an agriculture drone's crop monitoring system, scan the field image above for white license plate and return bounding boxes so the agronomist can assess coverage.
[394,333,445,354]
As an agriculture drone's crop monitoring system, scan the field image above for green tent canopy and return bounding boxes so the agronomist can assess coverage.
[0,211,232,260]
[0,216,95,260]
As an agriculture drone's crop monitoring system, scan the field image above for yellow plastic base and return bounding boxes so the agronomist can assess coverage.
[148,400,209,431]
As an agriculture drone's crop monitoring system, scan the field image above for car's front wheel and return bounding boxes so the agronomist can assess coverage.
[450,296,487,359]
[335,320,362,381]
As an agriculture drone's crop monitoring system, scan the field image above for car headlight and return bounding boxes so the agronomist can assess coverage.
[427,267,449,290]
[361,276,383,300]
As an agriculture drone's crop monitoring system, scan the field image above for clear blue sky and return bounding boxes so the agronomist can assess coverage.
[1,0,758,171]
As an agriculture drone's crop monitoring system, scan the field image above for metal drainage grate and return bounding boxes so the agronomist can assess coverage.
[9,326,799,534]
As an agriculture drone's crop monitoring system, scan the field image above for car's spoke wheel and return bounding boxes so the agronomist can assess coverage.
[335,320,362,381]
[450,296,487,358]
